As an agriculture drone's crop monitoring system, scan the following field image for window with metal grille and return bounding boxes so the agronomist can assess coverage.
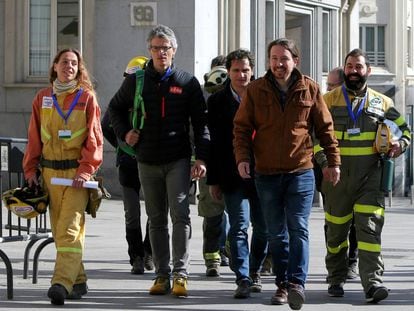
[359,25,385,67]
[29,0,80,77]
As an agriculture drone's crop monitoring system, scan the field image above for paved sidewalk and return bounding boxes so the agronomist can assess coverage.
[1,197,414,310]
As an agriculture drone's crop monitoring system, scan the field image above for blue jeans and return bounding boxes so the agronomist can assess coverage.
[224,188,267,283]
[138,158,191,278]
[255,169,314,287]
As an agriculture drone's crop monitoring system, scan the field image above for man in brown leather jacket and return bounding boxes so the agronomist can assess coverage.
[233,38,341,310]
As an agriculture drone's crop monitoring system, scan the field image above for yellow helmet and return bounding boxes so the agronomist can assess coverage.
[124,56,149,76]
[85,176,111,218]
[2,186,48,219]
[374,121,392,154]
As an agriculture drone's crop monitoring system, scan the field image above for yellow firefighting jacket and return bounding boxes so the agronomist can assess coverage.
[315,85,410,168]
[23,86,103,181]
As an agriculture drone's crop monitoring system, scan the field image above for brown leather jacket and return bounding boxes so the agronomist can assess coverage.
[233,69,340,174]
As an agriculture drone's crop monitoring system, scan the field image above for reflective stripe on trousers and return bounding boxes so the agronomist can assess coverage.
[322,164,385,292]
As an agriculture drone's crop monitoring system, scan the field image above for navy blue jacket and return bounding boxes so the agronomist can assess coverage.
[108,60,210,164]
[206,81,256,196]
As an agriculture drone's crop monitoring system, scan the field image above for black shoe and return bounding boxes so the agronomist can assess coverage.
[234,279,251,299]
[365,285,389,303]
[328,284,344,297]
[249,273,262,293]
[220,251,229,267]
[47,284,68,305]
[131,256,144,274]
[67,282,88,300]
[288,283,305,310]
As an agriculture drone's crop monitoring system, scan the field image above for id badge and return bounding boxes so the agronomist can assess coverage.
[58,129,72,139]
[42,96,53,109]
[347,127,360,136]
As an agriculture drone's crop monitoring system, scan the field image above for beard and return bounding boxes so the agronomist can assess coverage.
[344,73,368,91]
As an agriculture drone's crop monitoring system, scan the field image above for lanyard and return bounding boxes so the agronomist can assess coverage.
[52,88,83,125]
[341,85,367,126]
[160,67,172,81]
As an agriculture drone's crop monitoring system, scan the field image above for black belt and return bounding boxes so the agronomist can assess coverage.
[40,159,79,170]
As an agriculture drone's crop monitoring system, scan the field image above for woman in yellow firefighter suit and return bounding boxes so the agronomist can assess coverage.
[23,48,103,305]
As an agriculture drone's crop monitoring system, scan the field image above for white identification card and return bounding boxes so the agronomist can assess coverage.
[347,128,361,136]
[58,129,72,139]
[42,96,53,109]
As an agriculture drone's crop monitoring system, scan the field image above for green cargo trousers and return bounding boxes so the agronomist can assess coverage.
[322,164,385,293]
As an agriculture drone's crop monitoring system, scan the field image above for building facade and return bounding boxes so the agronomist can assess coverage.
[1,0,412,196]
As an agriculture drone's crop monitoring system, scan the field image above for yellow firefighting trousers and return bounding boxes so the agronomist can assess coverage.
[43,167,88,293]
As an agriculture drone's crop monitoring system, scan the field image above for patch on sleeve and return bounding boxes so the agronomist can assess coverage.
[366,97,384,117]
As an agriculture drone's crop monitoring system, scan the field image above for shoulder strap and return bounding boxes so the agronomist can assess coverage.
[117,142,136,157]
[132,69,145,130]
[118,69,145,157]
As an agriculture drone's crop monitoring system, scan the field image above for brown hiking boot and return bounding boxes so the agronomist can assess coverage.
[271,283,288,305]
[288,282,305,310]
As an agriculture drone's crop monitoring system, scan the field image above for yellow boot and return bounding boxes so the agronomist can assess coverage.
[172,273,188,297]
[149,277,170,295]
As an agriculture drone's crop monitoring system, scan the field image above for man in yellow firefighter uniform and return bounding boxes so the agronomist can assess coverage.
[23,48,103,305]
[315,48,410,303]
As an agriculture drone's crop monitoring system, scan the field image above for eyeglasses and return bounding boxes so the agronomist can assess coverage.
[149,46,173,53]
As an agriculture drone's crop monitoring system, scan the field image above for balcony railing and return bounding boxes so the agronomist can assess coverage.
[366,51,385,66]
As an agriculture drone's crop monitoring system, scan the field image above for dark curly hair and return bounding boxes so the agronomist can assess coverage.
[225,49,255,71]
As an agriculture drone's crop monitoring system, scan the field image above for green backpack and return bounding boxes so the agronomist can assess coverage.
[118,69,145,157]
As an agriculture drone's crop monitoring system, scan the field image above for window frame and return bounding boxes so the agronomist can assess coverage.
[322,9,333,73]
[24,0,82,82]
[407,26,412,69]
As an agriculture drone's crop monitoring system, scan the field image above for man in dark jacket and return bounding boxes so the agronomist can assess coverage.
[207,49,268,299]
[101,56,153,276]
[108,24,209,297]
[198,56,229,277]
